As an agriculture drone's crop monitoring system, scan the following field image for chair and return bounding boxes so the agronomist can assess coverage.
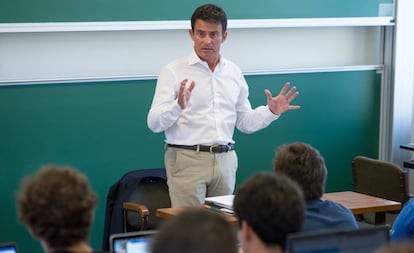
[102,168,170,251]
[352,156,413,224]
[122,174,171,232]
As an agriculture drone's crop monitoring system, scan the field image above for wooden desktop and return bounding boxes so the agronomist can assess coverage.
[321,191,401,224]
[157,191,401,225]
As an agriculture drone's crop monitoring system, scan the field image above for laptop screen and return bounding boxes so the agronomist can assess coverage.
[109,230,157,253]
[0,243,17,253]
[287,226,390,253]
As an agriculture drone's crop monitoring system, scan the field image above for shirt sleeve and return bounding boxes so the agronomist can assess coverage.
[391,200,414,240]
[235,73,280,134]
[147,67,183,133]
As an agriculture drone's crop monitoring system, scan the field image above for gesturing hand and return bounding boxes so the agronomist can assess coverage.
[177,78,196,109]
[265,82,300,115]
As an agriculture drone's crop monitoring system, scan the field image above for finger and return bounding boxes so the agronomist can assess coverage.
[179,79,188,94]
[287,91,299,103]
[264,89,272,101]
[187,81,196,92]
[285,86,297,98]
[279,82,290,95]
[288,105,301,110]
[180,78,188,86]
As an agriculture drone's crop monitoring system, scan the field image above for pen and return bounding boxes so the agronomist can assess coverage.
[202,204,220,212]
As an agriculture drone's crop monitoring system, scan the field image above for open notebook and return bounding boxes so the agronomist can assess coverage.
[287,225,390,253]
[109,230,157,253]
[0,243,17,253]
[204,195,234,210]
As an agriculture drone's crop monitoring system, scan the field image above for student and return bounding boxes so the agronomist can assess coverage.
[233,172,305,253]
[150,208,238,253]
[147,3,300,208]
[16,165,106,253]
[273,142,359,232]
[391,198,414,240]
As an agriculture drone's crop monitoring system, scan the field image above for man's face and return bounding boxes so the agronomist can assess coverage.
[189,19,227,67]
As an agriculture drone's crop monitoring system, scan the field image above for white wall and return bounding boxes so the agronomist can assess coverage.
[0,19,389,85]
[391,0,414,192]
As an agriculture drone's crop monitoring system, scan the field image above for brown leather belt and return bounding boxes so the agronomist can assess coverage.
[167,143,235,153]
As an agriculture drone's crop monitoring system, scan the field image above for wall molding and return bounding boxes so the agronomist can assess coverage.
[0,17,394,33]
[0,65,383,86]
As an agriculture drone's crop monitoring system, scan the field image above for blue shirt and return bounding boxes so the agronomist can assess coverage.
[303,199,359,232]
[391,198,414,240]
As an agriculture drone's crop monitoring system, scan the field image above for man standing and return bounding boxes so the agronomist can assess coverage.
[148,4,300,207]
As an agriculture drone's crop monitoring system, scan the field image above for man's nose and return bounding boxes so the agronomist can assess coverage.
[203,36,212,44]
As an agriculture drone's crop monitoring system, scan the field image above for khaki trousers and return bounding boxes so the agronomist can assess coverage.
[164,147,238,207]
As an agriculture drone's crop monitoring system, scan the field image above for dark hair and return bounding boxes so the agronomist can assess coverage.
[191,4,227,32]
[17,165,97,248]
[274,142,327,200]
[233,172,305,250]
[151,208,238,253]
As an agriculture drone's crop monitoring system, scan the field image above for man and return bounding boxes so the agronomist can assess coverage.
[16,165,106,253]
[273,142,359,232]
[151,208,238,253]
[233,172,305,253]
[147,3,300,207]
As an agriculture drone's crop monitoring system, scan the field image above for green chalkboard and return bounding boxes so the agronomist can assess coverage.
[0,70,380,253]
[0,0,393,23]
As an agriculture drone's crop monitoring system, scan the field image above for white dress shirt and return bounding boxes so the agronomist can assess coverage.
[147,50,279,146]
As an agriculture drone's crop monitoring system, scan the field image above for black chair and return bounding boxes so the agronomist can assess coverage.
[102,168,170,251]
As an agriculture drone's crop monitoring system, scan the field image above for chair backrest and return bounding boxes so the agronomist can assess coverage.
[125,175,171,231]
[102,168,170,251]
[352,156,410,205]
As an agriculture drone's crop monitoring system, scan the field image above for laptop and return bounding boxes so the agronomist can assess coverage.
[109,230,157,253]
[0,243,17,253]
[287,225,390,253]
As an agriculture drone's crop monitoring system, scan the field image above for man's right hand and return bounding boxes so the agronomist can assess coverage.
[177,78,196,109]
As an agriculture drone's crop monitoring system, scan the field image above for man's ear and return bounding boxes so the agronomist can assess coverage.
[221,30,228,43]
[189,29,195,41]
[240,220,253,242]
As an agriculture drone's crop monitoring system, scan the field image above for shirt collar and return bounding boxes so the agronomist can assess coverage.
[188,49,225,70]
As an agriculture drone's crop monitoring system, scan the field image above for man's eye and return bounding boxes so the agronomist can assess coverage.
[210,33,218,38]
[197,31,205,37]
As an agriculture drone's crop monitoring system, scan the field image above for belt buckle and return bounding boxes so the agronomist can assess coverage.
[227,143,233,151]
[209,144,219,153]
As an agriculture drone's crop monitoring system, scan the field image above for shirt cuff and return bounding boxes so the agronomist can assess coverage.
[266,105,281,120]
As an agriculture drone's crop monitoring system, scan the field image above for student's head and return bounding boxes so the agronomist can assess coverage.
[151,208,238,253]
[273,142,327,200]
[233,172,305,252]
[16,165,97,249]
[189,4,228,67]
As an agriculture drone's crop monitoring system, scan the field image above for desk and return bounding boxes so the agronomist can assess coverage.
[400,143,414,170]
[157,191,401,226]
[156,207,239,226]
[322,191,401,224]
[400,143,414,151]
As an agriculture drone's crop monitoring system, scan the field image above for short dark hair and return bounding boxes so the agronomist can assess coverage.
[274,142,327,200]
[233,172,305,250]
[191,4,227,32]
[151,208,238,253]
[17,165,97,248]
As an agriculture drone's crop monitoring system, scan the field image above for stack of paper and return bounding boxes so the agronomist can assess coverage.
[204,195,234,210]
